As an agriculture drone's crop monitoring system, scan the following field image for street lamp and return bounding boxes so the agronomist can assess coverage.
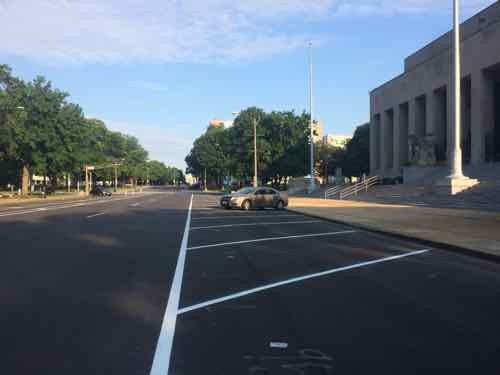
[232,111,258,188]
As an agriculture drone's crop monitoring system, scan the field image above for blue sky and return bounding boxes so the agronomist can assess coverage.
[0,0,495,170]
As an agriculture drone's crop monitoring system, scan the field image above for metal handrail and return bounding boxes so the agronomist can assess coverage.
[340,176,378,197]
[339,175,381,200]
[324,183,351,199]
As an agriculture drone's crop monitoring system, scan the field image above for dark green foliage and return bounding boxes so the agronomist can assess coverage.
[186,109,370,187]
[0,65,177,188]
[185,107,311,186]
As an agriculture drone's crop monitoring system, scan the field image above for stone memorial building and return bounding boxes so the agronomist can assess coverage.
[370,2,500,182]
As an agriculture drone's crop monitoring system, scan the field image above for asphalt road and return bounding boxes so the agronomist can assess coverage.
[2,191,500,375]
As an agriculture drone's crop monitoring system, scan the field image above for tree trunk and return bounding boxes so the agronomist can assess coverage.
[19,165,29,196]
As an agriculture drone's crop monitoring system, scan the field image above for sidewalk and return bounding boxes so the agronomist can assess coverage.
[288,197,500,260]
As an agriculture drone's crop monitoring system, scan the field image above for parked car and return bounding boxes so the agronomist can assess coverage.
[220,187,288,210]
[90,187,112,197]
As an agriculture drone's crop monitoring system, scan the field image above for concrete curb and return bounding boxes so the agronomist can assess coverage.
[287,207,500,263]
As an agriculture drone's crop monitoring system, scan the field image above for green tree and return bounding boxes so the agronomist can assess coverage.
[342,123,370,177]
[185,108,311,188]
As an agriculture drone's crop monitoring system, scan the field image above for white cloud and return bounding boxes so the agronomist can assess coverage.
[0,0,495,64]
[105,120,193,170]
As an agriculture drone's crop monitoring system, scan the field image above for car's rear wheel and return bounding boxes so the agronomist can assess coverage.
[241,200,252,211]
[276,200,285,210]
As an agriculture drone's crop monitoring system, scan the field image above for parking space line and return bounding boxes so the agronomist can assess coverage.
[190,220,322,230]
[191,214,301,221]
[149,194,193,375]
[86,212,105,219]
[188,230,357,250]
[178,249,431,315]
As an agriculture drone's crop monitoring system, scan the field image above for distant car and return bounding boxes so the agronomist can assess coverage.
[90,187,112,197]
[220,187,288,210]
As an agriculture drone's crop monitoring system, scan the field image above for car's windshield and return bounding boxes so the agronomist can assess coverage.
[235,187,255,194]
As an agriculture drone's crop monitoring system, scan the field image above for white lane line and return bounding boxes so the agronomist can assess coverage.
[0,195,145,218]
[191,214,301,221]
[86,212,105,219]
[270,342,289,349]
[188,230,357,251]
[178,249,431,315]
[130,202,141,207]
[191,220,322,230]
[149,194,193,375]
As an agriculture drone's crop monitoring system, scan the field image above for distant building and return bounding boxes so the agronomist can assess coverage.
[209,119,233,129]
[185,174,196,185]
[312,120,324,143]
[323,134,352,149]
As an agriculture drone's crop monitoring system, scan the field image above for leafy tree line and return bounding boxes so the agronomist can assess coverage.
[185,107,310,188]
[0,64,183,194]
[315,123,370,181]
[185,107,369,188]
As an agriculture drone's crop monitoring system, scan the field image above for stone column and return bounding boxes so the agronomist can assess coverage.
[380,111,388,176]
[399,104,409,166]
[370,115,378,175]
[408,98,416,136]
[471,69,494,164]
[393,105,401,174]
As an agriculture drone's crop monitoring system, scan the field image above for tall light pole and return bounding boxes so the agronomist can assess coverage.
[449,0,464,179]
[436,0,477,194]
[308,41,315,192]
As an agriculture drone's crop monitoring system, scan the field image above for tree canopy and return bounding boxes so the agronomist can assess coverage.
[0,65,182,191]
[186,107,370,188]
[186,107,310,187]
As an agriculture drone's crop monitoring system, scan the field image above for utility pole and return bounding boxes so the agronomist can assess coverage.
[85,165,89,196]
[253,118,258,188]
[114,163,118,192]
[204,168,207,192]
[308,41,315,193]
